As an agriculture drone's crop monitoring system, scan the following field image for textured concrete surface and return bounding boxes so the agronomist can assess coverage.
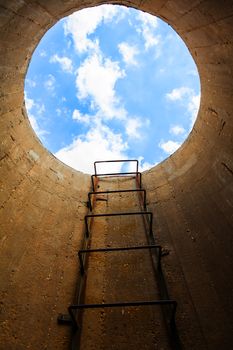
[0,1,233,349]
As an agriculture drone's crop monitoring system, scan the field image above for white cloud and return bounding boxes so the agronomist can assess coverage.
[24,93,48,139]
[76,51,126,119]
[169,125,185,136]
[139,161,155,171]
[37,104,45,115]
[55,122,128,174]
[72,109,91,124]
[44,74,56,92]
[28,115,49,138]
[28,114,39,132]
[56,108,62,116]
[159,140,181,154]
[126,156,157,172]
[26,78,36,88]
[64,5,122,54]
[50,54,73,73]
[39,50,47,57]
[25,93,45,115]
[166,87,200,129]
[138,157,158,171]
[188,93,200,128]
[188,69,199,77]
[118,42,139,66]
[137,11,158,29]
[136,11,160,53]
[25,94,34,111]
[166,86,192,101]
[64,5,150,146]
[25,5,201,173]
[125,118,142,139]
[139,161,156,172]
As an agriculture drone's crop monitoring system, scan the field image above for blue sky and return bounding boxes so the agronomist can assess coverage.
[25,5,200,174]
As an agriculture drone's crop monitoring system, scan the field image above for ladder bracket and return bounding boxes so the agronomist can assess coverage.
[57,313,73,326]
[161,248,170,257]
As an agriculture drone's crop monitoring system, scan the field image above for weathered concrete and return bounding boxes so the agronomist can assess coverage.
[0,1,233,349]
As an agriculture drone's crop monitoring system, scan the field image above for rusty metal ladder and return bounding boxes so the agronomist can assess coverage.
[58,159,181,349]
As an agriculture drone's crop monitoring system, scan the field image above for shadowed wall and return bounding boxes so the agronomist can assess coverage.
[0,1,232,349]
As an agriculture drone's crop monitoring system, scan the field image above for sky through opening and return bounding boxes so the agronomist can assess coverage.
[25,5,200,174]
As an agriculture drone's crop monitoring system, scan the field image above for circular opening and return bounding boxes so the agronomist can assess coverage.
[25,4,200,174]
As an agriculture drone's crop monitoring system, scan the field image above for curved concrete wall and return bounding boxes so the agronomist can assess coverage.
[0,1,232,349]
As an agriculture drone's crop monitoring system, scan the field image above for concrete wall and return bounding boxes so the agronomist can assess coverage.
[0,1,232,349]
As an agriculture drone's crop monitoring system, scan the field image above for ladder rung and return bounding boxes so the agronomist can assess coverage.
[78,245,162,274]
[84,211,153,237]
[88,188,146,211]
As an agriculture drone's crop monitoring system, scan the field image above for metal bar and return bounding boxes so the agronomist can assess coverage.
[78,251,85,275]
[84,211,153,238]
[68,300,177,330]
[91,175,94,192]
[70,300,177,309]
[88,189,146,211]
[78,245,161,274]
[94,159,139,176]
[158,246,162,269]
[91,172,142,191]
[80,245,160,254]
